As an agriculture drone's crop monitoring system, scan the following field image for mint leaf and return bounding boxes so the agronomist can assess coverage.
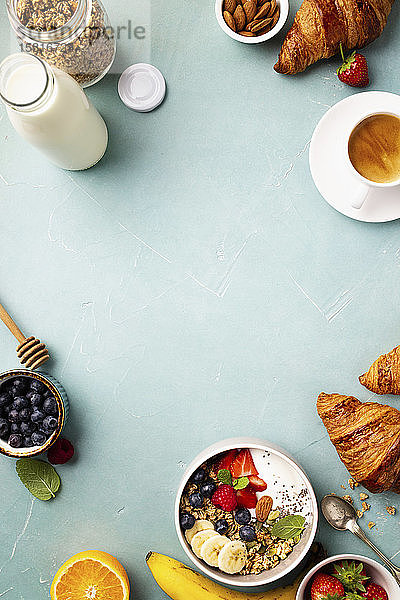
[271,515,306,540]
[16,459,60,501]
[233,476,249,490]
[217,469,232,486]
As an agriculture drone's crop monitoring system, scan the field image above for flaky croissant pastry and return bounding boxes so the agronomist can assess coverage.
[360,345,400,395]
[317,392,400,493]
[274,0,395,74]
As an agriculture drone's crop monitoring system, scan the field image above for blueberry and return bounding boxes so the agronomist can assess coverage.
[19,408,31,421]
[31,431,46,446]
[8,433,23,448]
[0,393,10,408]
[200,480,216,498]
[30,380,46,393]
[3,405,11,415]
[239,526,256,542]
[215,519,229,535]
[13,378,27,391]
[27,392,42,407]
[10,423,20,434]
[42,415,58,433]
[44,389,53,399]
[31,410,45,424]
[191,468,206,484]
[189,492,204,508]
[0,418,9,438]
[235,508,251,526]
[9,409,20,423]
[43,397,58,416]
[23,436,33,447]
[20,422,34,435]
[180,512,196,530]
[12,396,28,411]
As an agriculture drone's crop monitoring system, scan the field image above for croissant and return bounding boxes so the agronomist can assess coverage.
[274,0,395,75]
[317,392,400,493]
[359,344,400,395]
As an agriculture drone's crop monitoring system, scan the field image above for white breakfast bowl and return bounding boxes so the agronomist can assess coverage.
[175,437,318,587]
[296,554,399,600]
[215,0,289,44]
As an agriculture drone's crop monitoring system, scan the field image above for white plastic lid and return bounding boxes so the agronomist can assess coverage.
[118,63,166,112]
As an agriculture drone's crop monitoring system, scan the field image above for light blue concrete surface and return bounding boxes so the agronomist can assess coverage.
[0,0,400,598]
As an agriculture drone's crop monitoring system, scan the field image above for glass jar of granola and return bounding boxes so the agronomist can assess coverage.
[6,0,116,87]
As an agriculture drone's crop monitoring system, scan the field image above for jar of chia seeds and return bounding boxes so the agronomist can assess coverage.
[6,0,116,87]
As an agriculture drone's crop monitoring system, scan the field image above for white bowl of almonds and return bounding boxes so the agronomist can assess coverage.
[175,438,318,587]
[215,0,289,43]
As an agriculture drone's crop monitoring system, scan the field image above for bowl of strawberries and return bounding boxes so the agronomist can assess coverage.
[175,437,318,587]
[296,554,397,600]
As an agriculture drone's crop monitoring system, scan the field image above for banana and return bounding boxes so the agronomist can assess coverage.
[200,535,230,567]
[217,540,247,574]
[146,543,324,600]
[185,519,214,545]
[191,530,221,558]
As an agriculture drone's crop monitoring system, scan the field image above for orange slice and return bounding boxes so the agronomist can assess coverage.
[50,550,130,600]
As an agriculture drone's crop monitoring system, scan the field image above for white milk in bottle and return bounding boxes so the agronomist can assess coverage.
[0,53,108,170]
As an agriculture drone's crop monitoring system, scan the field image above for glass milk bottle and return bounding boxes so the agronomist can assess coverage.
[0,53,108,170]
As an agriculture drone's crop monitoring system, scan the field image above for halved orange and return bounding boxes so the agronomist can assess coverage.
[50,550,130,600]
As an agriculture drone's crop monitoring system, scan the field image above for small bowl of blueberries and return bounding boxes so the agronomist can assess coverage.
[0,369,69,458]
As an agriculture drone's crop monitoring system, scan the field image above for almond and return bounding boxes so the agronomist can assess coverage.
[250,16,273,31]
[256,495,273,522]
[233,4,246,31]
[243,0,257,22]
[269,6,280,27]
[224,0,237,14]
[223,10,237,30]
[245,18,260,30]
[239,30,256,35]
[254,1,272,20]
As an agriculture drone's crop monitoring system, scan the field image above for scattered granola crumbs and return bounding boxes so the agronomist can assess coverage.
[340,485,346,490]
[368,521,375,529]
[348,478,359,489]
[343,495,353,504]
[360,493,369,501]
[356,510,364,518]
[361,502,370,512]
[386,506,396,516]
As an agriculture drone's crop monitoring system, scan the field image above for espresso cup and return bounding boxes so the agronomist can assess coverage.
[345,111,400,209]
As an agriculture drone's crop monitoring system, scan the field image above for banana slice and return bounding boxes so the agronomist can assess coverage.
[184,519,214,545]
[200,535,230,567]
[217,540,248,574]
[191,530,220,559]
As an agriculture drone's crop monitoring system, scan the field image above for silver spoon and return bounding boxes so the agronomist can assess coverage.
[321,494,400,586]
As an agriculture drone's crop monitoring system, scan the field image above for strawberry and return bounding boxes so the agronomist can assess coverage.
[362,583,388,600]
[230,449,258,478]
[311,572,345,600]
[218,449,238,471]
[332,560,369,593]
[248,475,267,491]
[211,484,237,511]
[337,43,369,88]
[236,487,257,509]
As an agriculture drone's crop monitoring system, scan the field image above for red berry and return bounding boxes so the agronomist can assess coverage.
[47,437,74,464]
[230,449,258,478]
[248,475,267,491]
[362,583,388,600]
[218,449,238,471]
[311,573,345,600]
[337,44,369,88]
[211,484,237,511]
[236,487,257,509]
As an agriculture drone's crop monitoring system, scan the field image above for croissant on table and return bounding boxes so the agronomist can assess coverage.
[274,0,395,75]
[360,344,400,395]
[317,392,400,494]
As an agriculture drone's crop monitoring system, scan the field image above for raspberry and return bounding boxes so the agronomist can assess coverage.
[211,484,237,511]
[47,438,74,464]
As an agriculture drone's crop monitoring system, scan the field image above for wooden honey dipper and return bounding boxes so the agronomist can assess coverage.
[0,302,50,369]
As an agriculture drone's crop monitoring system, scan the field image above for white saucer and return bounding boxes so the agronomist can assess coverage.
[309,91,400,223]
